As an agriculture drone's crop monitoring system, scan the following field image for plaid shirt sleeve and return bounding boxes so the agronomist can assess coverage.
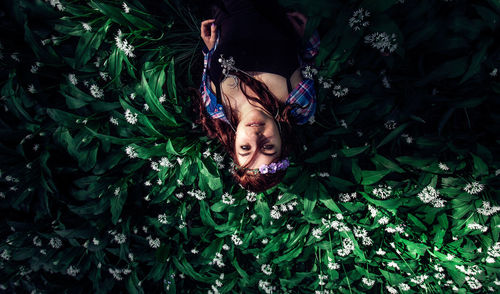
[199,35,229,123]
[286,30,321,125]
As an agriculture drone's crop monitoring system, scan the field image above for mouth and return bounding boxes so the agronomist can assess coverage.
[246,122,264,127]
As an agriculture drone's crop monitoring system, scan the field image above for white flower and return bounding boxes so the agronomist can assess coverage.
[109,116,119,125]
[187,189,206,200]
[258,280,276,294]
[92,238,100,246]
[312,228,322,239]
[45,0,65,11]
[250,214,257,220]
[28,84,36,93]
[114,187,120,196]
[222,244,230,251]
[386,285,398,294]
[108,267,130,281]
[318,172,330,177]
[261,264,272,276]
[176,157,184,165]
[467,222,488,232]
[477,201,500,216]
[115,30,135,58]
[270,206,281,219]
[175,192,184,199]
[384,120,397,130]
[399,283,410,291]
[82,22,92,31]
[30,65,39,73]
[464,181,484,195]
[143,103,149,111]
[113,233,126,244]
[328,259,340,270]
[129,92,136,100]
[368,205,378,217]
[339,192,357,202]
[1,249,10,260]
[246,191,257,202]
[286,224,293,230]
[125,145,138,158]
[49,237,62,248]
[124,109,138,124]
[349,8,370,31]
[465,276,482,290]
[148,237,160,248]
[158,214,168,224]
[340,119,348,128]
[378,216,390,225]
[221,192,235,205]
[332,84,349,97]
[33,236,42,247]
[417,185,446,208]
[487,242,500,258]
[364,32,398,54]
[387,261,400,271]
[376,248,386,256]
[150,161,160,172]
[66,265,80,277]
[401,133,413,144]
[122,2,130,13]
[209,252,225,268]
[382,75,391,88]
[435,273,445,280]
[231,232,243,246]
[372,184,392,199]
[159,157,174,168]
[318,274,328,286]
[362,277,375,287]
[455,264,483,276]
[490,68,498,77]
[438,162,450,171]
[410,274,429,284]
[89,84,104,99]
[446,253,454,260]
[158,94,166,103]
[99,71,109,81]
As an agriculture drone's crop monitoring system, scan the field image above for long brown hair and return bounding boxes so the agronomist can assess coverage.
[194,71,296,192]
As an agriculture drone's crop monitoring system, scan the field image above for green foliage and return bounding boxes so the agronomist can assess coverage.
[1,0,499,293]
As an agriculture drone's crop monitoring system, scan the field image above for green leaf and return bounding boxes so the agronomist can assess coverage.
[110,184,127,225]
[376,123,408,149]
[361,169,391,185]
[74,20,110,68]
[341,145,369,157]
[166,57,178,105]
[471,153,488,177]
[371,154,405,173]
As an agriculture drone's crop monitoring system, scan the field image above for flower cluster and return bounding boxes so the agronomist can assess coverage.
[124,109,138,124]
[258,158,289,174]
[464,181,484,195]
[209,252,225,268]
[187,189,206,200]
[339,192,357,202]
[221,192,235,205]
[261,264,272,276]
[115,30,135,58]
[66,265,80,277]
[417,185,446,208]
[108,267,131,281]
[125,145,138,158]
[372,184,392,199]
[477,201,500,216]
[364,32,398,55]
[349,8,370,31]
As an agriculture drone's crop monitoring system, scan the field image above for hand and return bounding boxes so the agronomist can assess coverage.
[286,12,307,37]
[200,19,217,51]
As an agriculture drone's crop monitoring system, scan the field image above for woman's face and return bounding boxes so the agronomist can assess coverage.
[234,109,282,169]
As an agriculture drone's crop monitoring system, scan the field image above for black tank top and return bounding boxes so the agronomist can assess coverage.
[209,0,300,95]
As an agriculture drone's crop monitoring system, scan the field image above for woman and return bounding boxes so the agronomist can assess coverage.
[195,0,320,192]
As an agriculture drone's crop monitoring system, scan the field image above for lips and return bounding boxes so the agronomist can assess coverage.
[246,122,264,127]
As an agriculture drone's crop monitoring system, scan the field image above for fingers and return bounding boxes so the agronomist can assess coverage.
[210,21,217,42]
[200,19,215,37]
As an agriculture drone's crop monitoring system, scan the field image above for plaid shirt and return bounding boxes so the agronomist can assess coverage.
[200,31,320,125]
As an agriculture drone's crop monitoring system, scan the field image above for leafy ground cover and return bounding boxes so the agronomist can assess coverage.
[0,0,499,293]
